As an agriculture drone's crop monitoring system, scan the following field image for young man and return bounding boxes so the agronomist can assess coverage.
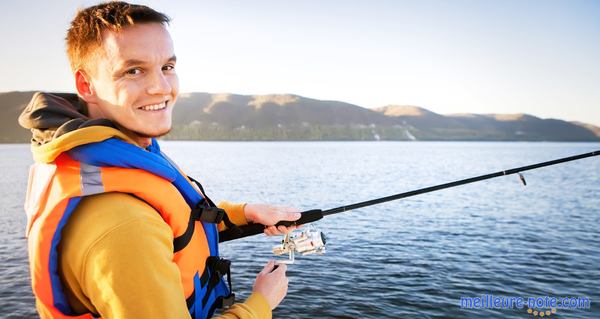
[19,2,300,318]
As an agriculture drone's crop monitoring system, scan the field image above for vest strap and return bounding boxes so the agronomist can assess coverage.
[187,175,243,236]
[203,257,235,308]
[207,256,231,275]
[221,294,236,308]
[193,206,225,224]
[173,201,225,253]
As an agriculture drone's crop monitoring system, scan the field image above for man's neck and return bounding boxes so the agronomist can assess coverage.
[115,124,153,148]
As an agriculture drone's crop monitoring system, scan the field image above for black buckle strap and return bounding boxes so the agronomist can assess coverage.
[221,293,236,308]
[193,205,225,224]
[203,257,235,308]
[187,175,227,224]
[206,293,236,318]
[207,256,231,275]
[188,175,243,236]
[174,202,225,252]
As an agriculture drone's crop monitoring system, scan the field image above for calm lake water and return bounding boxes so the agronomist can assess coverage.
[1,141,599,318]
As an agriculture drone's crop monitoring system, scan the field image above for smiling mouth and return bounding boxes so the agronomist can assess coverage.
[139,101,168,111]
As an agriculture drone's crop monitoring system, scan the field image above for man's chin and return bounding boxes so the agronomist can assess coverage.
[135,128,172,139]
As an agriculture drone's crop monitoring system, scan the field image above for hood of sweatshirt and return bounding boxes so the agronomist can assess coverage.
[18,92,136,163]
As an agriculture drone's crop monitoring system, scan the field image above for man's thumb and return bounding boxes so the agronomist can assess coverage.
[260,259,275,274]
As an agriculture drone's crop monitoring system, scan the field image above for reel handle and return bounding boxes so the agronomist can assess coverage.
[219,209,324,242]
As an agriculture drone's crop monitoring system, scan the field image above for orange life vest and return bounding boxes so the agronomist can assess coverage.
[25,138,233,318]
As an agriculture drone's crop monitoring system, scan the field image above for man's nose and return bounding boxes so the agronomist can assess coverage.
[147,70,172,95]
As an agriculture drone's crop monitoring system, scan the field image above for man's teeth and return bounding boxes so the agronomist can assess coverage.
[140,102,167,111]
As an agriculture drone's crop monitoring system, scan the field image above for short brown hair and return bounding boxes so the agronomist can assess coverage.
[66,1,170,73]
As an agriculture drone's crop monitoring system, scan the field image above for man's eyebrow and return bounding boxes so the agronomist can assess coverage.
[120,59,146,68]
[119,55,177,68]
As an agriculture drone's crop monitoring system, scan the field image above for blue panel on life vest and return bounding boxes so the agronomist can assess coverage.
[68,138,178,182]
[202,274,232,319]
[50,197,82,315]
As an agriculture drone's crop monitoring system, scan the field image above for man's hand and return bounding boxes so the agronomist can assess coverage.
[253,260,289,310]
[244,203,301,236]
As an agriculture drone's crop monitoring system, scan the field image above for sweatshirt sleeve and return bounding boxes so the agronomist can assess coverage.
[215,293,272,319]
[217,201,248,231]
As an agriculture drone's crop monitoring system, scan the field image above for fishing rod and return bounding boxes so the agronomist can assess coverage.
[219,150,600,243]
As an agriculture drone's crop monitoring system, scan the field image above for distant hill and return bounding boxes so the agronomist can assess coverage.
[2,91,599,142]
[0,91,37,142]
[173,92,392,127]
[572,121,600,138]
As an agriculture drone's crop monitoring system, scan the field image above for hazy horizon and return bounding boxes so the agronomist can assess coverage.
[1,0,599,126]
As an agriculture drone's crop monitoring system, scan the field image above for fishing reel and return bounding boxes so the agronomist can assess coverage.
[272,226,326,264]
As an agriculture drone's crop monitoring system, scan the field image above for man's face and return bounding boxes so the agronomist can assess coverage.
[87,23,178,141]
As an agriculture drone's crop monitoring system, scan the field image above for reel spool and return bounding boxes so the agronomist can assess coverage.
[273,227,326,264]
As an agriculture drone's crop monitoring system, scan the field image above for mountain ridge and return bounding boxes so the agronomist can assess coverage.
[2,91,599,142]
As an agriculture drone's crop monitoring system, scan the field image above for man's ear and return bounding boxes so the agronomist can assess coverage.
[75,69,97,103]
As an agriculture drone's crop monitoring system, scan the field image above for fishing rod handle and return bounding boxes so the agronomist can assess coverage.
[219,209,324,242]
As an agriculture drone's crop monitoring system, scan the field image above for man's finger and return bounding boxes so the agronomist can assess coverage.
[264,226,278,236]
[277,225,291,234]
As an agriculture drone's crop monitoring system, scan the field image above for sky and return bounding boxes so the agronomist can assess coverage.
[1,0,599,125]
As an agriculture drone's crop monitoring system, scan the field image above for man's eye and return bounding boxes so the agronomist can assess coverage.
[162,64,175,71]
[126,68,142,75]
